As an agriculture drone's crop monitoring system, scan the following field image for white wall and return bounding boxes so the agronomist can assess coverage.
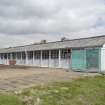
[33,59,40,67]
[101,44,105,72]
[61,59,70,69]
[0,59,9,65]
[28,59,33,66]
[0,58,2,64]
[0,50,71,70]
[49,59,59,68]
[41,59,49,67]
[16,59,21,65]
[16,59,26,66]
[0,57,71,69]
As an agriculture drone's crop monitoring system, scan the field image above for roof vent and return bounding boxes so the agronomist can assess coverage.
[41,40,47,44]
[61,37,69,41]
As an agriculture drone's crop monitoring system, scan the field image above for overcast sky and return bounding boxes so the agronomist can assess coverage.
[0,0,105,48]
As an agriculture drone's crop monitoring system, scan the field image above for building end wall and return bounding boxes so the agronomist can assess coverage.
[101,44,105,72]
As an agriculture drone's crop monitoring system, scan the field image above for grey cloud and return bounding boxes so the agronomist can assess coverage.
[0,0,105,47]
[0,0,104,35]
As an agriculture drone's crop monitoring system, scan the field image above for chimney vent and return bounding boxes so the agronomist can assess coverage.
[41,40,47,44]
[61,37,69,41]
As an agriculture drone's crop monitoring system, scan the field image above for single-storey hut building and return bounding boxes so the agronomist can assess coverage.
[0,35,105,72]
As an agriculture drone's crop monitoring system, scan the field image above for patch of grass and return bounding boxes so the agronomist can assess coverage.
[0,76,105,105]
[0,94,23,105]
[20,76,105,105]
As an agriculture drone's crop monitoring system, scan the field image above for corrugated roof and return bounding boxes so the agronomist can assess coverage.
[0,35,105,53]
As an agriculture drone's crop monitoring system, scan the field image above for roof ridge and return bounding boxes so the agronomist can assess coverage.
[1,35,105,49]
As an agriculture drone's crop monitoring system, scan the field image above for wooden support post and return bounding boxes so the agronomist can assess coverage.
[0,53,1,64]
[20,52,22,65]
[59,49,61,68]
[48,50,51,67]
[40,50,42,67]
[33,51,34,65]
[25,50,28,65]
[2,54,3,64]
[6,53,8,65]
[10,53,12,60]
[0,54,1,64]
[15,53,17,65]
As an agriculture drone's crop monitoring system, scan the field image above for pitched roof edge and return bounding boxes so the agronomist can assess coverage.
[0,35,105,50]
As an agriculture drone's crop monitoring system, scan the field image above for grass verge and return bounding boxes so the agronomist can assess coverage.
[0,76,105,105]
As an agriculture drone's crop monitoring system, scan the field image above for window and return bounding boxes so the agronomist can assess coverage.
[34,51,41,59]
[0,53,6,59]
[28,51,33,59]
[3,53,7,59]
[42,50,49,59]
[22,52,26,59]
[0,53,3,59]
[16,52,21,59]
[61,49,71,59]
[8,53,11,59]
[51,50,59,59]
[12,53,16,59]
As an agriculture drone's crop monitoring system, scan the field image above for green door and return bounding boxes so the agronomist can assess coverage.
[86,49,99,69]
[71,49,86,71]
